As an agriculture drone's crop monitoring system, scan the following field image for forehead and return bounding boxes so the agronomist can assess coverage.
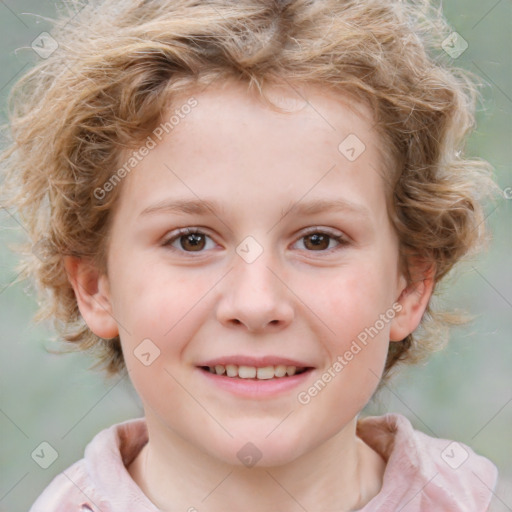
[114,80,390,222]
[169,80,380,156]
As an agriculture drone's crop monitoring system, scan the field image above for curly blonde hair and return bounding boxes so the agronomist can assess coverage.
[0,0,495,378]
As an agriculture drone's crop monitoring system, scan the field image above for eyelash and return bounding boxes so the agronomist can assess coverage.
[162,227,350,255]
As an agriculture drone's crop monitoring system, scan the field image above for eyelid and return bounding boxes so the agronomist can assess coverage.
[298,226,348,239]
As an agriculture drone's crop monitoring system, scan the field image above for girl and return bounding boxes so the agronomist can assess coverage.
[1,0,499,510]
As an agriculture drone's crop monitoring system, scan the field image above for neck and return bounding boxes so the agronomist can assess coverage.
[128,413,386,512]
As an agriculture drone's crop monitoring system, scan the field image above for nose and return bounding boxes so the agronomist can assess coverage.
[215,248,294,333]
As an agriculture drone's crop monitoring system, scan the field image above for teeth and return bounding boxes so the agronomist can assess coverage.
[256,366,275,380]
[286,366,296,376]
[274,365,287,377]
[226,364,238,377]
[238,365,257,378]
[205,364,306,379]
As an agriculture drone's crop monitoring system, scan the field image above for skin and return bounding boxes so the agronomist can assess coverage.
[65,80,433,511]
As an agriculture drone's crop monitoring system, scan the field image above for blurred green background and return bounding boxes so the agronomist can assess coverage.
[0,1,511,510]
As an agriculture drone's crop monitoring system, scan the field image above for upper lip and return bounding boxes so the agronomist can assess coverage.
[198,355,313,368]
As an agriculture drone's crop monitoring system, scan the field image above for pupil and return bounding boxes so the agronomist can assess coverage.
[183,233,204,251]
[307,233,328,250]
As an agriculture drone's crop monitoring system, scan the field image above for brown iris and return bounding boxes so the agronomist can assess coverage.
[303,233,330,251]
[180,233,206,251]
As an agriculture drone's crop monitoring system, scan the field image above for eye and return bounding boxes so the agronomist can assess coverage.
[162,227,350,254]
[163,228,217,253]
[293,229,350,252]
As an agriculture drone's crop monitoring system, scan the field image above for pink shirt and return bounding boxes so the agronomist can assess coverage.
[29,413,498,511]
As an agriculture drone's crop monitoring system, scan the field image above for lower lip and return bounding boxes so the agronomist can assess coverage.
[196,368,314,399]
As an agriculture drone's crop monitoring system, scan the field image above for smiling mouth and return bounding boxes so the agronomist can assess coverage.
[199,364,311,380]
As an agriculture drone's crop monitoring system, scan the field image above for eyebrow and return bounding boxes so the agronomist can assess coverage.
[139,198,225,217]
[139,197,370,219]
[281,198,370,219]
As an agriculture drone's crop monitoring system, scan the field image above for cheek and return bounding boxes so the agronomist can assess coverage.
[307,260,395,393]
[301,274,392,422]
[320,264,395,336]
[108,255,204,341]
[109,257,221,393]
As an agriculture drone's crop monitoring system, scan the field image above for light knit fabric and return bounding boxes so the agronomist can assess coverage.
[29,414,498,511]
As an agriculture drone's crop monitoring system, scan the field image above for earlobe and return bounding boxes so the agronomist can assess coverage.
[389,268,434,342]
[63,256,119,339]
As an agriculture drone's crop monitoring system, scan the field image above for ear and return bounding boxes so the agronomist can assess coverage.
[63,256,119,339]
[389,264,435,342]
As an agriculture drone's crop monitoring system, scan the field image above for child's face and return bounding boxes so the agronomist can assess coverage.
[96,81,413,465]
